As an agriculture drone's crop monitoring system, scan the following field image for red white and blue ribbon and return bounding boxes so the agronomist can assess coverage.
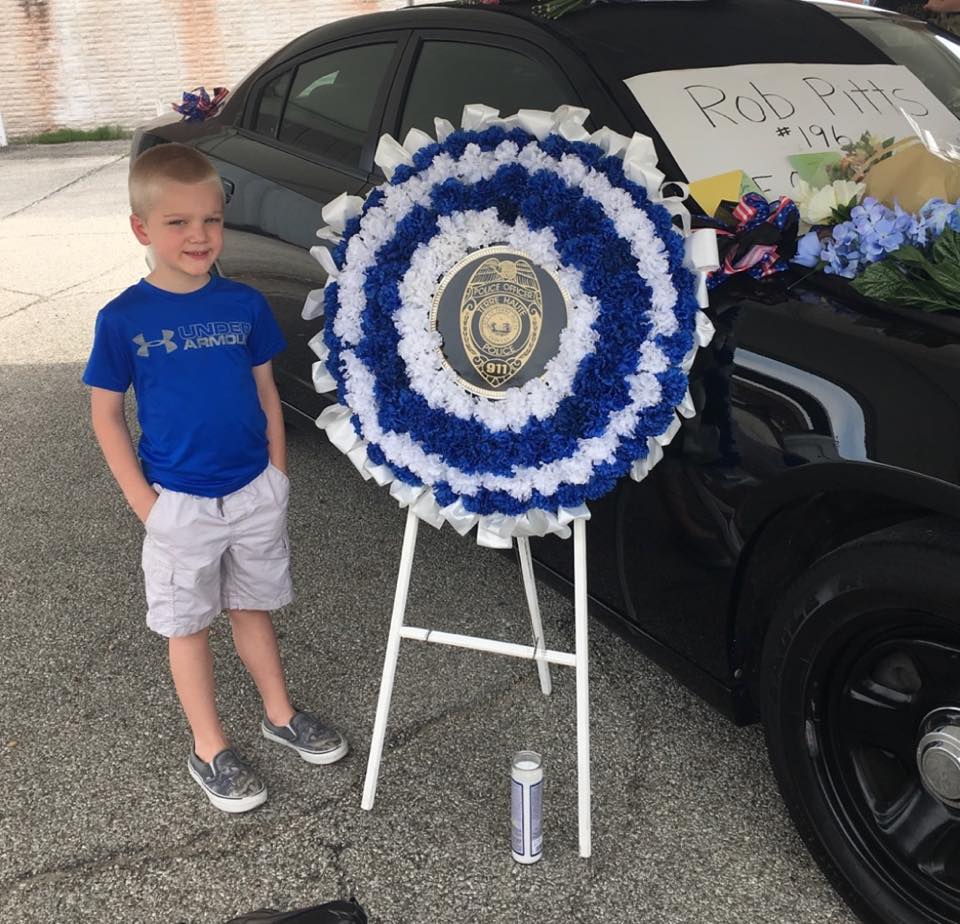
[697,193,800,289]
[172,86,228,122]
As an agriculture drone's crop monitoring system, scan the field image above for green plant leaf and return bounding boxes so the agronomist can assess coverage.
[851,261,956,312]
[923,269,960,302]
[827,195,864,226]
[889,245,936,272]
[851,261,909,299]
[899,230,960,300]
[882,244,960,299]
[932,227,960,267]
[830,202,854,225]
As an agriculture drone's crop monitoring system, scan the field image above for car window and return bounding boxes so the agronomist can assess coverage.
[400,41,573,139]
[278,43,396,166]
[253,70,292,139]
[841,16,960,119]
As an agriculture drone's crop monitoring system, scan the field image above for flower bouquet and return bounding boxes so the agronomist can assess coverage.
[782,120,960,313]
[794,197,960,313]
[825,132,899,184]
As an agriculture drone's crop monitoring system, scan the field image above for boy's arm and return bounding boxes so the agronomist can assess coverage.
[89,387,158,523]
[252,361,287,475]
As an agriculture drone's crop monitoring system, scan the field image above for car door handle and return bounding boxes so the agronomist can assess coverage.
[221,177,235,203]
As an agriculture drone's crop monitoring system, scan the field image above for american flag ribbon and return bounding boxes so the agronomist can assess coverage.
[697,192,800,288]
[172,86,229,122]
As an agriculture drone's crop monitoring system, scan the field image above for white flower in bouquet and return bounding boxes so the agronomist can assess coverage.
[794,178,865,226]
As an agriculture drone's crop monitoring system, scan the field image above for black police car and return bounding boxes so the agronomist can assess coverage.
[131,2,960,921]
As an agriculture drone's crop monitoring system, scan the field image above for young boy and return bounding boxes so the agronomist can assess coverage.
[84,143,346,813]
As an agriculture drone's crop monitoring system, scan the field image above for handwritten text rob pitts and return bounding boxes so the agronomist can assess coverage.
[684,76,929,129]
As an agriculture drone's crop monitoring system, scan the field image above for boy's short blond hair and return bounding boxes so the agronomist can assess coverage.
[129,143,223,217]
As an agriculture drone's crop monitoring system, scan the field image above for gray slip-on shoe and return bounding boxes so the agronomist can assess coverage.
[187,748,267,813]
[261,710,348,765]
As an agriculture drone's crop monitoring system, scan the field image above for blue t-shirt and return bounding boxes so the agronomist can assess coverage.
[83,276,286,497]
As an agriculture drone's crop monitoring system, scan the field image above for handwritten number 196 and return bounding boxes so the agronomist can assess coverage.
[796,124,853,150]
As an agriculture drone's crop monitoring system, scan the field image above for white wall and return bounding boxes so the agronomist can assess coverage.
[0,0,409,137]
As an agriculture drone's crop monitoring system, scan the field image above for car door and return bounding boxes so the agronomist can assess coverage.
[205,35,408,420]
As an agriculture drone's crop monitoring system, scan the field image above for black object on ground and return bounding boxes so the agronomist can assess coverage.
[225,897,368,924]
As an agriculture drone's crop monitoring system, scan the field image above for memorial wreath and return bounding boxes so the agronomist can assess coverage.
[302,105,718,547]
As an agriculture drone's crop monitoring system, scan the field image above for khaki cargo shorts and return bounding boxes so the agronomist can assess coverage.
[141,463,293,638]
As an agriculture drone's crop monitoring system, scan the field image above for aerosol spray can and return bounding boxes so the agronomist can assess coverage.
[511,750,543,863]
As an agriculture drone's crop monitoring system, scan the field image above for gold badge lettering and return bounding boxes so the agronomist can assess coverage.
[460,256,542,390]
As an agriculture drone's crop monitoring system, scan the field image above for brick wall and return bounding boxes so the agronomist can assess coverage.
[0,0,409,138]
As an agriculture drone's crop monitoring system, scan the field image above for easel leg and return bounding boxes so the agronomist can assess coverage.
[361,508,420,811]
[516,536,552,696]
[574,518,592,858]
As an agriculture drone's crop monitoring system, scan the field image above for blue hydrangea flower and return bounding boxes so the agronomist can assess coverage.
[909,197,960,246]
[849,197,909,263]
[821,221,861,278]
[792,229,823,268]
[814,195,960,282]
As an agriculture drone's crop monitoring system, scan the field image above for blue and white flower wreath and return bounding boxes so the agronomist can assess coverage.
[303,104,718,547]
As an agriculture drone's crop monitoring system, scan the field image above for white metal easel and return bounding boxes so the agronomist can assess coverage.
[361,508,593,858]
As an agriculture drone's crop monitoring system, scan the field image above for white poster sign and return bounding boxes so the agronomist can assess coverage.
[624,63,960,197]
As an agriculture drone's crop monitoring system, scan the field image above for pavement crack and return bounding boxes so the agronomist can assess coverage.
[318,839,351,898]
[0,295,47,320]
[383,675,523,753]
[0,254,134,321]
[1,154,128,220]
[3,831,215,887]
[3,807,349,892]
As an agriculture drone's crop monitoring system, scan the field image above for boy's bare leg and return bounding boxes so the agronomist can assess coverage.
[229,609,295,727]
[168,628,229,762]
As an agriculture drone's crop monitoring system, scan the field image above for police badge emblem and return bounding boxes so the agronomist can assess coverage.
[431,245,569,398]
[462,254,541,390]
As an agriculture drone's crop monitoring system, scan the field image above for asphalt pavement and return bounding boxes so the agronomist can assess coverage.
[0,141,857,924]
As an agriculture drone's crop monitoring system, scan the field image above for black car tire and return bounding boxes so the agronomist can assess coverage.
[761,517,960,924]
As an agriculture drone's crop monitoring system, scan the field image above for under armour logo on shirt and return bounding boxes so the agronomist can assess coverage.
[133,330,177,357]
